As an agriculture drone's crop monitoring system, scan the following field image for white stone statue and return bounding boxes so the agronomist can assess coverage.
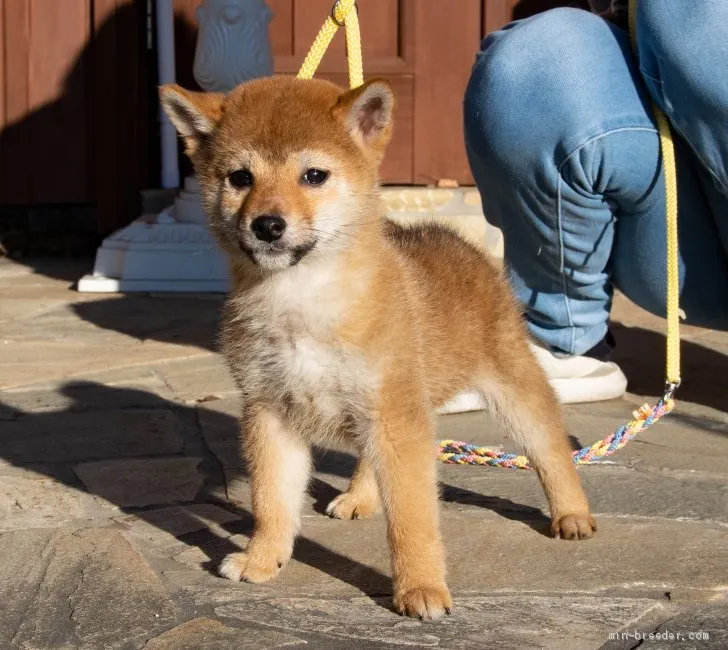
[174,0,275,226]
[193,0,274,93]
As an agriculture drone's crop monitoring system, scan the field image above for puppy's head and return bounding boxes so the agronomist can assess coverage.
[160,76,394,271]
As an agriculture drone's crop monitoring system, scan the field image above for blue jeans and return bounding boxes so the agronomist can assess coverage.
[463,2,728,356]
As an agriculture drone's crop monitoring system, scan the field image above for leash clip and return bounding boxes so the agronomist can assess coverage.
[331,0,358,26]
[663,378,681,401]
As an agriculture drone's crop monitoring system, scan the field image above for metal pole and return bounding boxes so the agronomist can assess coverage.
[155,0,180,189]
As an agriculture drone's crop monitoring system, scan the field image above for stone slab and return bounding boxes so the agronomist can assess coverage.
[165,509,728,600]
[645,601,728,649]
[0,528,57,645]
[144,617,305,649]
[74,457,204,508]
[0,370,176,413]
[599,600,728,650]
[196,396,245,470]
[117,503,242,559]
[154,355,236,403]
[0,473,89,531]
[1,527,179,649]
[0,341,210,391]
[436,398,728,476]
[439,463,728,525]
[216,595,663,649]
[117,503,241,540]
[0,408,184,463]
[63,291,220,348]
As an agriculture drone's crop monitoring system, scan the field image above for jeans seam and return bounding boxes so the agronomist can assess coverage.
[640,68,662,85]
[668,117,728,196]
[637,78,728,195]
[556,126,659,354]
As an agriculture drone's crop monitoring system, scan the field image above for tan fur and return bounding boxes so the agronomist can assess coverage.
[160,75,596,621]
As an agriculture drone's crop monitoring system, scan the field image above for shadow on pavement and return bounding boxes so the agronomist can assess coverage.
[1,380,565,608]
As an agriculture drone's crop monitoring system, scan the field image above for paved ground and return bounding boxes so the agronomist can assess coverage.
[1,257,726,649]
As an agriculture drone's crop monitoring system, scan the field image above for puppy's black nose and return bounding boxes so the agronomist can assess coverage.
[251,215,286,242]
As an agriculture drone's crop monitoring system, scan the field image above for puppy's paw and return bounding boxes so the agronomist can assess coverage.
[219,552,282,583]
[394,585,453,620]
[551,512,597,540]
[326,491,380,520]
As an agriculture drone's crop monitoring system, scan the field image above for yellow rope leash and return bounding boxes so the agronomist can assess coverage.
[629,0,681,392]
[297,0,363,89]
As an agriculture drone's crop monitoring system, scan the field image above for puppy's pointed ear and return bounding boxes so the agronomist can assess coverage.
[159,84,224,155]
[334,79,395,158]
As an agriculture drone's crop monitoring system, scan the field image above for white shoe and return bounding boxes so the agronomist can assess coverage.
[437,343,627,414]
[528,342,627,404]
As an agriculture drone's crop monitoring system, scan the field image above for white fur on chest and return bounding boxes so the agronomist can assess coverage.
[228,264,375,436]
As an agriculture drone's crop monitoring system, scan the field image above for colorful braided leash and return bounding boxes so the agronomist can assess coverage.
[437,398,675,469]
[300,0,681,468]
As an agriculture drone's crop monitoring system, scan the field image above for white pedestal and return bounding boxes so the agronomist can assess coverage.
[78,176,230,293]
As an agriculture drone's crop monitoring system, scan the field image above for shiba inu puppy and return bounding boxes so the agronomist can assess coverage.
[160,76,596,620]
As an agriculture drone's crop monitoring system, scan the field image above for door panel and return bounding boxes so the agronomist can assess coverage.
[316,73,414,184]
[409,0,481,184]
[283,1,413,182]
[267,0,294,56]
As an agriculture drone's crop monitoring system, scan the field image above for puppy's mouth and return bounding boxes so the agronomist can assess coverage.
[237,239,317,267]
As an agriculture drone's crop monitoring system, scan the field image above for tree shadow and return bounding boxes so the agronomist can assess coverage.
[0,4,204,261]
[611,322,728,414]
[0,378,577,609]
[0,381,391,602]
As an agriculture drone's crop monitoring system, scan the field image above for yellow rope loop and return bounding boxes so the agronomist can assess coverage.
[628,0,681,388]
[297,0,363,89]
[343,4,364,88]
[296,14,340,81]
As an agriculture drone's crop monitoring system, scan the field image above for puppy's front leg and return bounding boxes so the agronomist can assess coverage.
[219,405,311,583]
[369,395,452,620]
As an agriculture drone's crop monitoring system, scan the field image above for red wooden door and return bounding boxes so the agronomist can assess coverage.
[0,0,92,204]
[0,0,153,235]
[174,0,485,185]
[270,0,484,185]
[0,0,579,236]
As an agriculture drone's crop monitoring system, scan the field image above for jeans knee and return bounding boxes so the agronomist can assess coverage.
[464,8,619,176]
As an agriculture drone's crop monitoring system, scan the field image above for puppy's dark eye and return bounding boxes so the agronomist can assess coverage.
[302,169,329,186]
[229,169,253,188]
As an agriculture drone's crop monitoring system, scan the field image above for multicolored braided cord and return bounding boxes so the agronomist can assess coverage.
[436,398,675,469]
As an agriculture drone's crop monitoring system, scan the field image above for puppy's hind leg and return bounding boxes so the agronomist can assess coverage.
[475,345,597,540]
[326,455,381,520]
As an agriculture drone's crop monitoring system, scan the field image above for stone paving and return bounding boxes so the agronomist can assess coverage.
[0,257,726,649]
